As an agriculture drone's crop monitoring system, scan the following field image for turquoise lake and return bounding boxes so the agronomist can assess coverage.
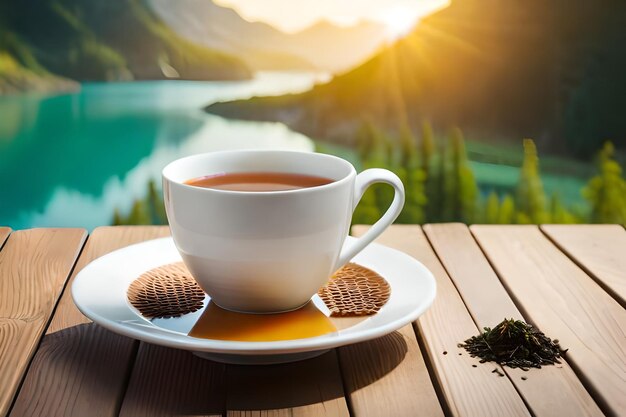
[0,71,588,230]
[0,72,325,230]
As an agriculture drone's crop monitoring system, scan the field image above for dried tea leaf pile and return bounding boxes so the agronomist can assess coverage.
[459,319,567,370]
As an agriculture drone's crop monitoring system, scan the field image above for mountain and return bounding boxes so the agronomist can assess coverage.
[148,0,314,71]
[148,0,387,72]
[289,19,387,72]
[207,0,626,157]
[0,31,78,94]
[0,0,251,92]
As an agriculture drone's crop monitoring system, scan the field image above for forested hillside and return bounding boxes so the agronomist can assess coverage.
[207,0,626,157]
[0,0,251,92]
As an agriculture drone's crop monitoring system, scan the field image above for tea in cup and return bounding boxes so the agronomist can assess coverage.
[162,150,404,313]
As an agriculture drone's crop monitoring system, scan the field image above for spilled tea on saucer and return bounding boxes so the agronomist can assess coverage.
[127,261,391,342]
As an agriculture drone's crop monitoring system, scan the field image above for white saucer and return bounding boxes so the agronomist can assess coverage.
[72,236,436,364]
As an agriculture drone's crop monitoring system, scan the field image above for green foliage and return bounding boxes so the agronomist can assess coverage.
[550,194,578,224]
[498,195,516,224]
[112,127,626,227]
[425,139,447,223]
[209,0,626,158]
[433,128,480,223]
[352,188,381,225]
[353,121,426,225]
[485,192,500,224]
[0,31,47,74]
[1,0,251,86]
[399,123,418,168]
[355,121,379,161]
[0,32,78,93]
[113,179,168,226]
[147,179,168,224]
[515,139,549,224]
[583,142,626,224]
[451,128,479,223]
[349,124,622,226]
[396,166,427,224]
[420,121,435,174]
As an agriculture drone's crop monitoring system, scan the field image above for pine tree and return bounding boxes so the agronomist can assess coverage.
[426,138,447,222]
[443,128,479,223]
[147,179,168,224]
[515,212,533,224]
[498,194,516,224]
[399,123,418,168]
[353,188,381,225]
[368,130,396,215]
[515,139,549,224]
[126,200,151,225]
[112,179,167,225]
[355,121,380,161]
[420,121,435,174]
[112,208,123,226]
[550,194,578,224]
[396,166,427,224]
[355,124,392,224]
[455,130,479,223]
[583,142,626,224]
[485,191,500,224]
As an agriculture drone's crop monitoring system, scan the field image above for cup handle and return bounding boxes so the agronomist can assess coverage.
[334,168,405,270]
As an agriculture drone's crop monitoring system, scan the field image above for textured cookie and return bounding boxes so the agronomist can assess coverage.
[318,263,391,316]
[127,262,205,318]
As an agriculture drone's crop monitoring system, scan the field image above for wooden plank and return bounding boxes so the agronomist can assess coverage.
[424,223,604,417]
[120,343,348,417]
[342,226,444,417]
[119,343,225,417]
[0,228,87,417]
[226,350,349,417]
[354,225,530,417]
[121,343,349,416]
[338,327,444,417]
[0,227,10,248]
[120,255,349,415]
[471,225,626,416]
[10,226,170,417]
[541,225,626,307]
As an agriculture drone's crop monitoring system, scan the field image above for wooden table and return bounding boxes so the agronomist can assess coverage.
[1,224,625,417]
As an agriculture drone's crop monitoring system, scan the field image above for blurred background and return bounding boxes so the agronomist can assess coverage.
[1,0,624,229]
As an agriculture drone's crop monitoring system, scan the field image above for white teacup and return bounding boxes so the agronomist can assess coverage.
[162,150,404,313]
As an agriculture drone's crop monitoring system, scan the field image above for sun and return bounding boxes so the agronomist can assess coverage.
[381,6,419,39]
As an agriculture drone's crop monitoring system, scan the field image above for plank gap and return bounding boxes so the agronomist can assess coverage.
[224,349,348,417]
[342,227,445,417]
[0,227,11,250]
[470,225,625,417]
[425,224,605,417]
[112,339,141,417]
[7,232,88,417]
[0,228,87,417]
[469,229,612,416]
[333,348,357,417]
[10,226,170,417]
[353,225,531,417]
[420,225,534,413]
[540,225,626,309]
[119,343,226,417]
[411,322,454,417]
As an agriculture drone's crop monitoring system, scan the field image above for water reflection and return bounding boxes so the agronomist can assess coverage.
[1,72,322,229]
[189,301,337,342]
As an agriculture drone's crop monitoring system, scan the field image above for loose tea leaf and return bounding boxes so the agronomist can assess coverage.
[459,319,566,370]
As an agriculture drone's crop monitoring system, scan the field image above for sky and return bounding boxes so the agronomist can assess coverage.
[214,0,449,36]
